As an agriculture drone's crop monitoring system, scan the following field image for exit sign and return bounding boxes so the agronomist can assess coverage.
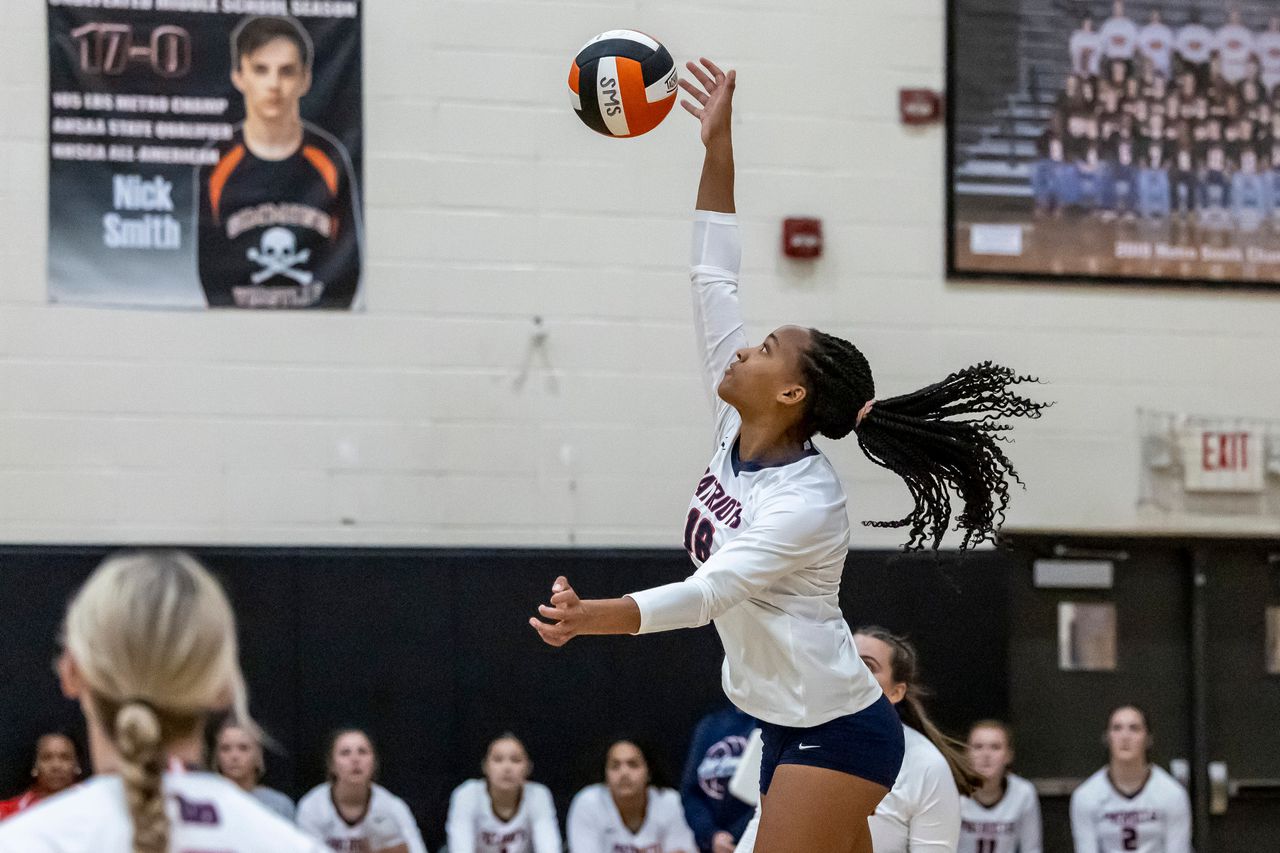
[1179,424,1265,492]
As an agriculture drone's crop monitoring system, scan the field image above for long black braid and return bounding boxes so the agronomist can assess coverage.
[800,330,1050,551]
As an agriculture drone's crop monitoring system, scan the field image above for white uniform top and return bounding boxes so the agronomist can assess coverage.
[446,779,562,853]
[0,772,324,853]
[1069,766,1191,853]
[1137,23,1175,77]
[1215,24,1256,83]
[296,783,428,853]
[1099,16,1139,59]
[1070,29,1103,77]
[1257,31,1280,89]
[1175,24,1214,64]
[566,784,696,853]
[869,726,962,853]
[958,774,1042,853]
[627,211,883,730]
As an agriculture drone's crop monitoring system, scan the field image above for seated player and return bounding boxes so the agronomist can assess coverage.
[857,627,975,853]
[1070,706,1191,853]
[680,703,757,853]
[0,550,324,852]
[567,739,696,853]
[0,733,82,820]
[1232,147,1267,231]
[446,734,561,853]
[297,730,427,853]
[959,721,1042,853]
[215,722,295,822]
[1137,141,1172,220]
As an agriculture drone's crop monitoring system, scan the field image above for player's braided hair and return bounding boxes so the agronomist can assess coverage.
[800,330,1049,551]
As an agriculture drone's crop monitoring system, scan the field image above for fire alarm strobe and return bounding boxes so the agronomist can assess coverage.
[782,218,822,259]
[899,88,942,125]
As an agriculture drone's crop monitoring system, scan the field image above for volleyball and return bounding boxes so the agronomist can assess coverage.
[568,30,678,138]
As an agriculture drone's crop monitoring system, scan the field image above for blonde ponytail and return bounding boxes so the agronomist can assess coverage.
[63,550,253,853]
[115,702,167,853]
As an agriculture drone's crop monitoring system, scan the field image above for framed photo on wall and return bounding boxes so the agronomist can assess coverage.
[947,0,1280,287]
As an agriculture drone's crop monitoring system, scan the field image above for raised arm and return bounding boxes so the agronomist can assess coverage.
[682,60,749,428]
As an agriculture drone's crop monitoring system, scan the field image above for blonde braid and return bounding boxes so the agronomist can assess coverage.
[115,702,168,853]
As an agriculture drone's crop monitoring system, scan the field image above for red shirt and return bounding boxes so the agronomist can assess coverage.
[0,789,41,819]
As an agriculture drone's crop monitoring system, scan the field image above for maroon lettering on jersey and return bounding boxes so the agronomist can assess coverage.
[1101,809,1160,826]
[481,828,530,845]
[611,846,663,853]
[961,819,1017,833]
[173,794,219,825]
[692,473,743,529]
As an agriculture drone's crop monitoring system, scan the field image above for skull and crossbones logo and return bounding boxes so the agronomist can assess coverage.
[246,227,312,285]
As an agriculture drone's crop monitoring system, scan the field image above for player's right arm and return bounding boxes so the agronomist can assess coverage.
[445,782,478,853]
[566,789,601,853]
[682,59,748,430]
[1068,784,1100,853]
[1018,782,1044,853]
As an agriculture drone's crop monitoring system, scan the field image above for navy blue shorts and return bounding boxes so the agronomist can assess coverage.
[759,694,905,794]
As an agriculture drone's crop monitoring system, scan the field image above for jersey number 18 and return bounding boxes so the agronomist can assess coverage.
[684,509,716,562]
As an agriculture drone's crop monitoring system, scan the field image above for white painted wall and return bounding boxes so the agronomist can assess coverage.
[2,0,1279,547]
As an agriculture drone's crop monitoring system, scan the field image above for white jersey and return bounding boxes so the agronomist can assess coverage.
[1175,24,1214,64]
[1258,31,1280,90]
[959,774,1042,853]
[566,784,695,853]
[296,783,428,853]
[446,779,561,853]
[1100,16,1139,59]
[1137,23,1175,77]
[627,211,883,729]
[869,726,962,853]
[1215,24,1256,83]
[1070,30,1103,77]
[0,772,323,853]
[1069,767,1191,853]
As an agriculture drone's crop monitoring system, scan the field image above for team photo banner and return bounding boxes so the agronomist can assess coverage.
[948,0,1280,288]
[47,0,363,309]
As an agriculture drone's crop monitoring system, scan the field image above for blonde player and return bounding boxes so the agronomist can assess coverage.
[446,734,561,853]
[296,729,427,853]
[856,628,977,853]
[215,722,295,821]
[531,57,1045,853]
[567,739,696,853]
[960,721,1042,853]
[1069,706,1191,853]
[0,550,324,853]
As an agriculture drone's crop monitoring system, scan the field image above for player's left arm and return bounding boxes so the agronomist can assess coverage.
[1165,783,1193,853]
[1020,788,1044,853]
[905,769,961,852]
[529,785,564,853]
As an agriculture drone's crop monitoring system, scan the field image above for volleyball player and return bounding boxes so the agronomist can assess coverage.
[214,722,295,821]
[529,58,1047,853]
[296,729,427,853]
[1138,10,1175,79]
[855,628,975,853]
[0,733,81,819]
[1257,17,1280,94]
[0,550,324,852]
[566,739,696,853]
[446,734,561,853]
[959,721,1042,853]
[197,15,362,309]
[1069,706,1191,853]
[680,702,756,853]
[1215,9,1256,86]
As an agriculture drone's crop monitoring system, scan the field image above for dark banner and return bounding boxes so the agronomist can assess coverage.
[47,1,363,309]
[949,0,1280,287]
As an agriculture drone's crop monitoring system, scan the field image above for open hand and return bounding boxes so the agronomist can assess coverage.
[679,57,735,148]
[529,576,584,647]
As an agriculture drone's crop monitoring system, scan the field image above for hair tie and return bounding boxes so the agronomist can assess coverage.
[855,399,877,428]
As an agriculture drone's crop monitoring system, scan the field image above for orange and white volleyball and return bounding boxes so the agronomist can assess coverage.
[568,30,678,138]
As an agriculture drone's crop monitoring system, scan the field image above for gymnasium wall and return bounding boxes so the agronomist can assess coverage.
[3,0,1280,547]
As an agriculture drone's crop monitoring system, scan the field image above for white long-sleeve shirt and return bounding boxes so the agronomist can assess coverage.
[959,774,1042,853]
[1099,15,1139,59]
[625,211,883,729]
[296,783,428,853]
[446,779,561,853]
[0,772,324,853]
[870,726,962,853]
[1069,767,1191,853]
[566,784,695,853]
